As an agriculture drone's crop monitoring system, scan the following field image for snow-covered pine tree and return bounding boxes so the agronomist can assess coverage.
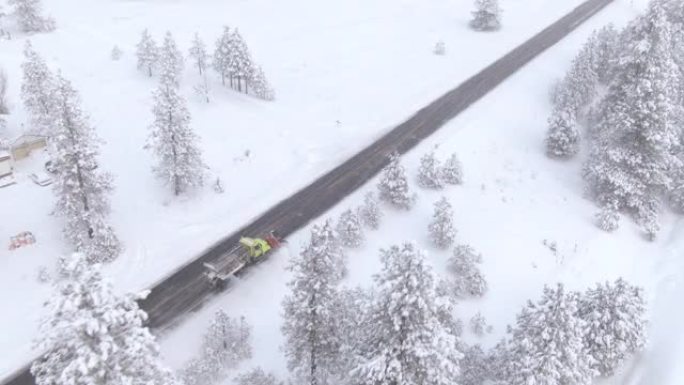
[110,45,122,61]
[0,69,8,114]
[8,0,55,33]
[470,0,501,32]
[578,278,647,376]
[189,32,209,76]
[441,152,464,185]
[147,60,206,196]
[21,41,56,134]
[469,312,487,336]
[584,3,681,238]
[202,310,253,372]
[428,197,456,248]
[136,29,158,77]
[592,24,620,85]
[377,152,415,209]
[248,65,275,101]
[281,222,345,385]
[545,106,580,158]
[229,29,254,93]
[159,31,184,88]
[459,344,489,385]
[565,41,600,111]
[595,201,620,232]
[31,253,180,385]
[332,287,372,378]
[501,283,596,385]
[194,76,211,103]
[51,75,121,263]
[352,243,462,385]
[213,26,233,86]
[336,209,364,248]
[448,244,487,297]
[358,191,382,230]
[182,358,218,385]
[417,150,444,189]
[234,368,283,385]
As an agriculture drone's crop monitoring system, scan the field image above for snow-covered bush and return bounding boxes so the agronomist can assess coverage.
[448,244,487,297]
[595,204,620,232]
[110,45,122,61]
[378,152,415,209]
[545,107,579,158]
[358,191,382,230]
[441,153,463,185]
[428,197,456,248]
[470,0,501,31]
[336,209,364,248]
[469,312,486,336]
[578,278,647,376]
[36,265,51,283]
[9,0,55,33]
[417,150,444,189]
[234,367,283,385]
[213,177,224,193]
[202,310,252,371]
[136,29,158,77]
[433,40,446,55]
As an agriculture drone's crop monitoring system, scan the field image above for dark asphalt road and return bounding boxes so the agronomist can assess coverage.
[2,0,613,383]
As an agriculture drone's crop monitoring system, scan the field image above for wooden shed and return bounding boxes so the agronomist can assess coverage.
[10,134,48,160]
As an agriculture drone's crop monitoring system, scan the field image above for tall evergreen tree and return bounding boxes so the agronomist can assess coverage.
[159,31,184,88]
[336,209,364,248]
[417,150,444,189]
[584,3,681,238]
[213,26,233,86]
[8,0,54,33]
[358,191,382,230]
[189,32,209,76]
[281,222,345,385]
[21,41,56,134]
[470,0,501,31]
[578,278,647,376]
[147,58,206,196]
[234,368,283,385]
[353,243,462,385]
[136,29,158,77]
[248,65,275,101]
[428,197,456,248]
[202,310,252,371]
[546,106,580,158]
[31,253,180,385]
[501,284,596,385]
[51,74,121,263]
[441,152,464,185]
[229,29,254,92]
[592,24,620,84]
[377,152,415,209]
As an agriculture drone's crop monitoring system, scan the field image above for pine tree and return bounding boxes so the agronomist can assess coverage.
[595,201,620,232]
[578,278,647,376]
[181,358,218,385]
[592,24,620,84]
[352,243,462,385]
[189,32,209,76]
[417,150,444,189]
[21,41,56,134]
[8,0,55,33]
[202,310,252,372]
[51,75,121,263]
[546,106,580,158]
[333,287,372,376]
[31,253,180,385]
[234,367,283,385]
[448,244,487,297]
[584,3,681,237]
[248,65,275,101]
[281,222,345,385]
[469,312,487,336]
[159,31,184,88]
[0,69,8,114]
[147,62,206,196]
[565,43,600,111]
[470,0,501,32]
[501,284,596,385]
[136,29,158,77]
[428,197,456,248]
[110,45,123,61]
[358,191,382,230]
[459,344,489,385]
[377,152,414,209]
[336,209,364,248]
[441,152,464,185]
[213,26,233,86]
[229,29,254,92]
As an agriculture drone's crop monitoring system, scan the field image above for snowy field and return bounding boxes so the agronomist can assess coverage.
[155,1,684,385]
[0,0,612,376]
[154,1,684,385]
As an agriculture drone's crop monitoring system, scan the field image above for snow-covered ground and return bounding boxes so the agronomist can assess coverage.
[155,1,684,385]
[0,0,615,376]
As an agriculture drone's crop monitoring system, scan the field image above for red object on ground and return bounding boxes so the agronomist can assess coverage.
[8,231,36,250]
[265,232,282,249]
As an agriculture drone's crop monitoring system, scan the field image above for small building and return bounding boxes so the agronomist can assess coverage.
[0,151,12,178]
[11,134,48,161]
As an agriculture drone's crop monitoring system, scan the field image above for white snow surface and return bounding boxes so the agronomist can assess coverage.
[1,0,679,384]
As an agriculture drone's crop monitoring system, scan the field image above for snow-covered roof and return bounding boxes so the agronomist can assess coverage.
[0,150,11,160]
[12,134,47,146]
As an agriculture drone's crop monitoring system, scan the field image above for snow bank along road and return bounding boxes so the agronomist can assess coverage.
[1,0,613,384]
